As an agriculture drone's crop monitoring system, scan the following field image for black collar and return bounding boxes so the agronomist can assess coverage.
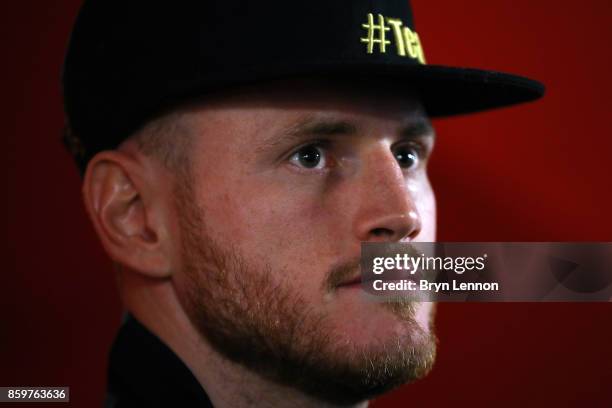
[105,314,214,407]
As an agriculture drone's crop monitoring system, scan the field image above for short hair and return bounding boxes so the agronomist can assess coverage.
[128,111,192,174]
[63,110,192,177]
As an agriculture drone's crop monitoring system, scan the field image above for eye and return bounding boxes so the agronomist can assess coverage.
[289,144,327,169]
[393,145,420,169]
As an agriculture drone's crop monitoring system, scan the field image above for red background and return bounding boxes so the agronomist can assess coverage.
[2,0,611,407]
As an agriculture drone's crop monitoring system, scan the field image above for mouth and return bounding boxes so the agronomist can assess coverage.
[336,274,363,289]
[336,270,380,290]
[336,269,420,292]
[330,252,423,291]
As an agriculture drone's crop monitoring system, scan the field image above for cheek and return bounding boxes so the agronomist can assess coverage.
[198,176,332,254]
[203,181,335,294]
[248,189,330,249]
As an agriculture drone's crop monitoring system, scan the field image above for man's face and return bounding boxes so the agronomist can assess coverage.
[169,81,437,404]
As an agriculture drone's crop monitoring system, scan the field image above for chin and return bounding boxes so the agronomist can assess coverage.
[326,297,435,350]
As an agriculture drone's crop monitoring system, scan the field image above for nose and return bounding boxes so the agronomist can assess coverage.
[353,147,422,242]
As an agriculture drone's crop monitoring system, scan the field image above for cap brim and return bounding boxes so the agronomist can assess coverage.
[400,64,545,117]
[172,62,545,118]
[272,62,546,117]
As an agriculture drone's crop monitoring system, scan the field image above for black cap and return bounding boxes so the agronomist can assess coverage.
[62,0,545,172]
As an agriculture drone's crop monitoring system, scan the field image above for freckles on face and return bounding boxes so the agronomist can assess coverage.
[171,87,439,395]
[179,109,339,297]
[181,89,437,301]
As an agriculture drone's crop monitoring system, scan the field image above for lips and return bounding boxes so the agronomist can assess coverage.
[330,250,423,290]
[337,275,363,288]
[337,271,380,289]
[337,268,418,289]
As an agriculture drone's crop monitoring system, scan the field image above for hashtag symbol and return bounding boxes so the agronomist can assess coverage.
[360,13,391,54]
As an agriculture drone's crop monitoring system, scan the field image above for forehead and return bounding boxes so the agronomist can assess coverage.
[168,79,432,164]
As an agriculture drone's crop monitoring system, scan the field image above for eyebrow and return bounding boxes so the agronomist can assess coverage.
[294,119,358,138]
[257,115,434,153]
[257,117,356,151]
[398,118,436,140]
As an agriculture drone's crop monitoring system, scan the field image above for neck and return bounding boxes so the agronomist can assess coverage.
[119,272,368,408]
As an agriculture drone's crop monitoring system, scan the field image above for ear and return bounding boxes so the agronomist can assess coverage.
[82,150,173,278]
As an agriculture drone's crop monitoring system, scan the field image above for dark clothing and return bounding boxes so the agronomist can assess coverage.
[105,314,214,407]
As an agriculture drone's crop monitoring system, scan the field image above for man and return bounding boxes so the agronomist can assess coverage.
[61,0,543,406]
